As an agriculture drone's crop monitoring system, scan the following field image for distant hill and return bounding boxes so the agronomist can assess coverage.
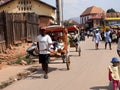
[68,17,80,24]
[63,17,80,26]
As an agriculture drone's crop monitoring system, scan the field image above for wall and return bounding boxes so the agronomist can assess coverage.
[0,0,56,20]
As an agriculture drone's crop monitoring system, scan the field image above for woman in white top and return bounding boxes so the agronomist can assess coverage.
[104,29,112,50]
[93,29,102,50]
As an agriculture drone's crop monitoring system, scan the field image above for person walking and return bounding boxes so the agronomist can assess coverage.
[108,57,120,90]
[104,28,112,50]
[36,27,53,79]
[93,29,102,50]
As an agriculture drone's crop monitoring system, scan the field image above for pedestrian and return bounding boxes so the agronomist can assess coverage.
[104,28,112,50]
[73,30,80,43]
[36,27,53,79]
[108,57,120,90]
[67,30,72,53]
[117,30,120,57]
[93,29,102,50]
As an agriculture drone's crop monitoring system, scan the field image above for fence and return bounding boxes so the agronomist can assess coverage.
[0,12,39,53]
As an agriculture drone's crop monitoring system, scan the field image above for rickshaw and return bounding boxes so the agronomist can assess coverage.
[66,25,81,56]
[45,25,70,70]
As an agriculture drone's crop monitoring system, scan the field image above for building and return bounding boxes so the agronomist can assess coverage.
[80,6,105,30]
[0,0,56,26]
[102,12,120,31]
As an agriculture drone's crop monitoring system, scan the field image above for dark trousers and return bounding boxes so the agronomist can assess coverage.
[39,54,50,74]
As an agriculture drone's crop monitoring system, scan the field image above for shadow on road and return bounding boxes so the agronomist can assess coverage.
[69,54,80,57]
[70,50,77,52]
[86,48,105,51]
[90,82,113,90]
[26,67,57,79]
[26,66,68,79]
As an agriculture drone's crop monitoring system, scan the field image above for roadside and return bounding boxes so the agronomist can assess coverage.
[0,42,34,69]
[0,62,40,89]
[0,42,40,89]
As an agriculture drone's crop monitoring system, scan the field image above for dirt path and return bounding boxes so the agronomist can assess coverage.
[3,37,118,90]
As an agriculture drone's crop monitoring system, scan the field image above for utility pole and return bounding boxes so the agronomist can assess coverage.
[61,0,63,26]
[56,0,64,26]
[56,0,60,25]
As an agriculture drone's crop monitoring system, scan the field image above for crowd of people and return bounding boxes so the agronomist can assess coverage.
[88,27,120,51]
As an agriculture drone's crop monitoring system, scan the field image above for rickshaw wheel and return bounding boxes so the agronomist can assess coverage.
[66,55,70,70]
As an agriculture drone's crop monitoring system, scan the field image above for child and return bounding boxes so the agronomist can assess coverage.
[55,38,64,52]
[108,57,120,90]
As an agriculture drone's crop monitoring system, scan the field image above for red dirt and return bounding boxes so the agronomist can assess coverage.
[0,43,31,70]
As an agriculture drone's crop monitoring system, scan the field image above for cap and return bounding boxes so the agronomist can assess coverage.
[40,27,46,31]
[111,57,119,63]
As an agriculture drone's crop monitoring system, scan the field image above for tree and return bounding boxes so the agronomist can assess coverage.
[107,8,117,13]
[63,21,74,26]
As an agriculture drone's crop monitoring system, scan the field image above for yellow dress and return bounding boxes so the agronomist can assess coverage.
[108,65,120,80]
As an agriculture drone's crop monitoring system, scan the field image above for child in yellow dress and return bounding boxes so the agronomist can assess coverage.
[108,57,120,90]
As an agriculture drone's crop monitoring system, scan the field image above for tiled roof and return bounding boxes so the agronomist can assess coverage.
[80,6,105,17]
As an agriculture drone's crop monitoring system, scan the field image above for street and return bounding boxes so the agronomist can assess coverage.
[3,37,118,90]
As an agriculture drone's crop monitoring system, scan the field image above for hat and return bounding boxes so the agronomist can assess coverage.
[40,27,46,31]
[111,57,119,63]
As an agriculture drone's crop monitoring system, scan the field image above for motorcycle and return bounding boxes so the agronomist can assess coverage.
[26,42,39,58]
[26,41,57,59]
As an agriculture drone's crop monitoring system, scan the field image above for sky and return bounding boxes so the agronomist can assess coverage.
[41,0,120,20]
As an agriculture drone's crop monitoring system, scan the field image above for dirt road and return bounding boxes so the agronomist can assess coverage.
[3,37,118,90]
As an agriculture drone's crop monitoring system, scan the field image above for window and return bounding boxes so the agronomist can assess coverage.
[17,0,32,11]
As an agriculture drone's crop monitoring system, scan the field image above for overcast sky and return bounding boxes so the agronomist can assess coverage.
[41,0,120,20]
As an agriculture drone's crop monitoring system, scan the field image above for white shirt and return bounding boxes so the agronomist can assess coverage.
[104,30,112,42]
[37,34,52,54]
[94,32,101,43]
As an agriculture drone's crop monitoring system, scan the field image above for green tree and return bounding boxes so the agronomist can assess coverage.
[107,8,117,13]
[63,21,74,26]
